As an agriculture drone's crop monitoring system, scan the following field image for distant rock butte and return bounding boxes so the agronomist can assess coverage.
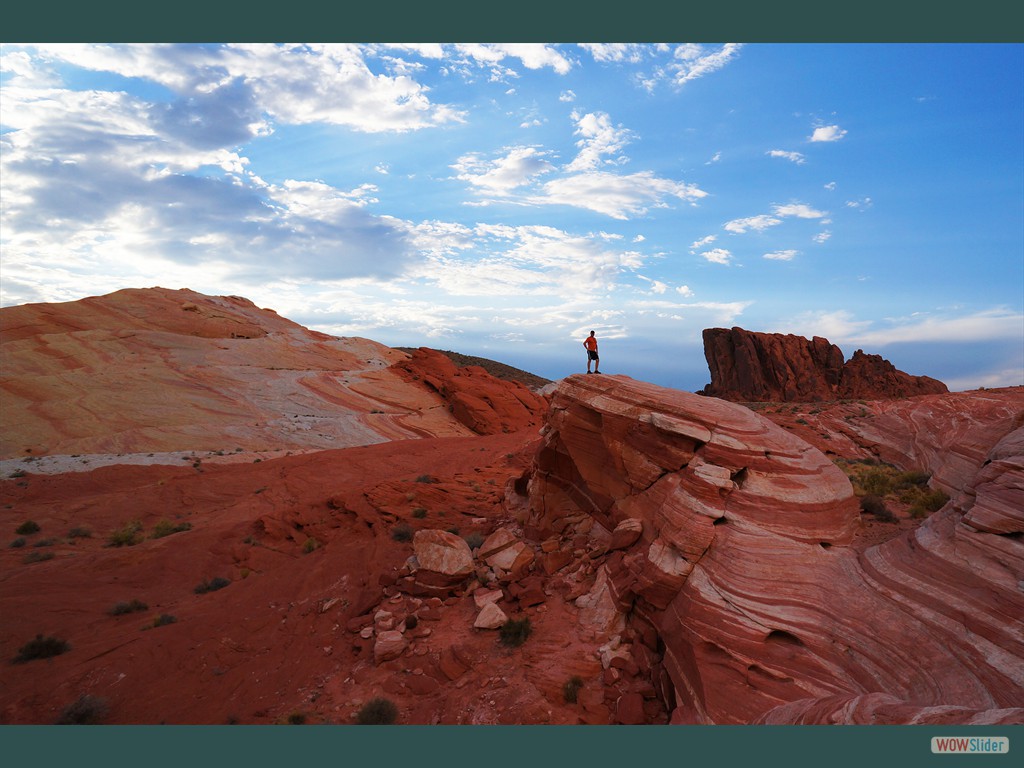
[523,373,1023,724]
[0,287,546,458]
[701,326,948,402]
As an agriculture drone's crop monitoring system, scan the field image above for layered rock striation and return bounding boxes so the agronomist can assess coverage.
[701,327,948,402]
[524,373,1023,724]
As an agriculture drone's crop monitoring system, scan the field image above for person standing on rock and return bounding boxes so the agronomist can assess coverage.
[583,330,601,374]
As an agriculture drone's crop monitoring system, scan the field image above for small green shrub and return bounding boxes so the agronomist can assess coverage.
[194,576,231,594]
[15,520,40,535]
[356,697,398,725]
[391,523,413,543]
[110,599,149,615]
[10,538,26,548]
[151,614,176,628]
[859,494,895,523]
[23,550,55,564]
[33,538,55,547]
[563,675,584,703]
[285,712,307,725]
[909,489,950,518]
[107,520,143,547]
[67,527,92,539]
[150,519,192,539]
[464,533,485,550]
[499,617,532,648]
[13,634,70,663]
[55,695,109,724]
[302,537,319,554]
[414,474,435,484]
[411,507,427,519]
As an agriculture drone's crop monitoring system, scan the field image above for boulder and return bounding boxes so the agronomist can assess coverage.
[474,602,508,630]
[373,630,408,664]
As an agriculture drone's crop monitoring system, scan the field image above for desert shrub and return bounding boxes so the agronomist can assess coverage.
[13,634,70,663]
[194,576,231,594]
[464,532,485,550]
[391,523,414,543]
[10,538,26,548]
[55,695,109,724]
[67,527,92,539]
[285,712,307,725]
[150,519,191,539]
[414,474,434,484]
[33,538,55,547]
[563,675,584,703]
[356,697,398,725]
[23,550,55,564]
[859,468,893,497]
[859,494,895,522]
[151,614,176,628]
[411,507,427,519]
[302,537,320,554]
[909,489,950,518]
[15,520,40,535]
[110,599,149,615]
[499,617,532,648]
[107,520,143,547]
[895,470,931,489]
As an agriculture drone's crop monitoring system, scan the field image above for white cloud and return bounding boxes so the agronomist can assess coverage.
[764,250,799,261]
[824,181,837,191]
[690,234,717,251]
[539,171,707,219]
[665,43,743,86]
[578,44,648,64]
[454,44,573,75]
[707,151,722,164]
[566,111,633,172]
[773,203,827,219]
[638,275,668,294]
[559,90,577,102]
[724,214,781,233]
[767,149,805,164]
[453,146,555,195]
[813,231,832,243]
[810,124,847,142]
[676,285,695,297]
[701,248,734,265]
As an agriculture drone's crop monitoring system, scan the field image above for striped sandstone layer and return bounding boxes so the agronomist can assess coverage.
[524,374,1023,724]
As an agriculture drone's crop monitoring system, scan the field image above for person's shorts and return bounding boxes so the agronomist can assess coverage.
[587,350,599,361]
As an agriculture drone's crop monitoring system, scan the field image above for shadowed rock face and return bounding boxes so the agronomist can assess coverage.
[701,327,948,402]
[525,374,1023,724]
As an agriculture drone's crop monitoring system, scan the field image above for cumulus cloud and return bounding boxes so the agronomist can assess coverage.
[701,248,734,265]
[578,43,649,64]
[452,146,556,195]
[724,215,781,234]
[690,234,717,251]
[767,149,805,164]
[539,171,707,219]
[773,203,827,219]
[566,111,633,172]
[764,250,799,261]
[453,43,573,75]
[810,124,847,142]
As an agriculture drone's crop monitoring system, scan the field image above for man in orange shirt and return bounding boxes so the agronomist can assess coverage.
[583,330,601,374]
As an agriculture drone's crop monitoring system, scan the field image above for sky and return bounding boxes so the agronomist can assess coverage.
[1,42,1022,392]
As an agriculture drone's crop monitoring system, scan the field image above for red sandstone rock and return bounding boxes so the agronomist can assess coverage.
[526,373,1024,725]
[701,326,948,402]
[393,347,549,435]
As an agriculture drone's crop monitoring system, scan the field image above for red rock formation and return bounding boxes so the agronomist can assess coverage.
[0,287,478,457]
[524,373,1024,725]
[701,327,948,402]
[392,347,549,435]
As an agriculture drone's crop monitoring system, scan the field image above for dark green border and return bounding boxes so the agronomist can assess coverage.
[2,0,1022,41]
[3,724,1021,767]
[2,3,1021,766]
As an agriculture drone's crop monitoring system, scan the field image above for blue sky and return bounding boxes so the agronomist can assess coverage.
[1,43,1022,392]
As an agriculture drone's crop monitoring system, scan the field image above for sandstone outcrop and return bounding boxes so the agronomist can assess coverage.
[393,347,549,435]
[525,373,1023,725]
[0,287,481,457]
[701,326,948,402]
